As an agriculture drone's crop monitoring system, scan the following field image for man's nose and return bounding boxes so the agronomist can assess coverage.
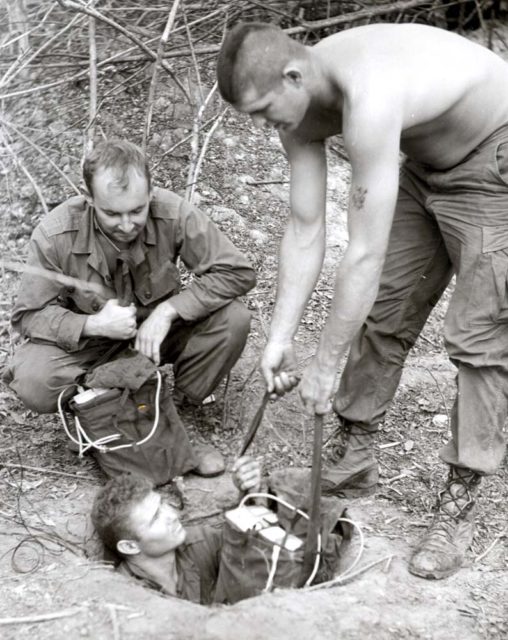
[251,114,266,129]
[119,213,134,233]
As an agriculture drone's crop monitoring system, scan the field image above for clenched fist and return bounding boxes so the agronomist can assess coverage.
[83,298,137,341]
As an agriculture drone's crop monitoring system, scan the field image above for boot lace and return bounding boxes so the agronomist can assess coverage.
[324,421,374,463]
[427,467,481,545]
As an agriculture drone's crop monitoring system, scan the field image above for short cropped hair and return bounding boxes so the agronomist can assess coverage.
[91,473,153,553]
[217,22,305,105]
[82,139,151,197]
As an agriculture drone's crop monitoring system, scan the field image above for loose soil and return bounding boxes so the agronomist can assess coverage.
[0,20,506,640]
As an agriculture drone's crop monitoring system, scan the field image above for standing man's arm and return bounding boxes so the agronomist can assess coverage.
[261,135,328,394]
[299,102,402,413]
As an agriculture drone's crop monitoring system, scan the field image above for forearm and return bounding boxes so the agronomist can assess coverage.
[316,250,384,370]
[269,217,326,344]
[170,266,255,321]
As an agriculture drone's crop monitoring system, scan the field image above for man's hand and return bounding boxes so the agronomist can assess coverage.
[232,456,262,493]
[135,301,179,365]
[83,298,137,340]
[298,356,336,415]
[261,341,299,398]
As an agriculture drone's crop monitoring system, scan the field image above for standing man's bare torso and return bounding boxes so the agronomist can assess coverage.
[295,23,508,169]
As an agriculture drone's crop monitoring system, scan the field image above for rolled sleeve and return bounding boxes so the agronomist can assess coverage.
[55,310,88,352]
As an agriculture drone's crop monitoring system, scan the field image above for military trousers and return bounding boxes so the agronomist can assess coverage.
[5,300,251,414]
[335,124,508,474]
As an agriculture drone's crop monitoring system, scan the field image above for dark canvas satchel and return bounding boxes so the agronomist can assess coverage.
[214,401,352,604]
[58,350,197,485]
[214,482,352,604]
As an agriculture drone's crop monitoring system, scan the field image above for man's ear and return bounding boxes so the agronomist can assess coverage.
[80,185,94,206]
[282,64,303,87]
[117,539,141,556]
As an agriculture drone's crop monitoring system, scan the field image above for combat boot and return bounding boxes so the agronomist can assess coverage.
[321,420,379,498]
[409,466,481,580]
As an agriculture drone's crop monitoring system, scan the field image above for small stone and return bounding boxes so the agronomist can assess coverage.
[432,414,448,428]
[249,228,269,244]
[208,205,246,227]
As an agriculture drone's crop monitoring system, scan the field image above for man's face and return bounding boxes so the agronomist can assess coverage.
[126,491,186,557]
[237,77,309,133]
[91,167,151,245]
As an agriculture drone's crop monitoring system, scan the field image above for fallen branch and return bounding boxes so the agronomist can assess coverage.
[188,105,226,202]
[85,9,97,155]
[142,0,182,151]
[151,112,221,170]
[0,608,85,626]
[474,527,507,563]
[105,604,120,640]
[0,6,82,87]
[247,178,290,186]
[0,117,80,195]
[286,0,441,34]
[1,260,109,298]
[306,555,395,591]
[56,0,190,102]
[183,9,204,104]
[0,462,95,482]
[17,162,50,216]
[2,132,49,215]
[185,82,219,202]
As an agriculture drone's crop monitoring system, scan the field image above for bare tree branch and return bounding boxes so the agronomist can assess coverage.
[142,0,182,151]
[0,117,80,195]
[85,10,97,155]
[55,0,190,102]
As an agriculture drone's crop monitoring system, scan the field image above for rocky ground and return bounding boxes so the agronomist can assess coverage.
[0,16,506,640]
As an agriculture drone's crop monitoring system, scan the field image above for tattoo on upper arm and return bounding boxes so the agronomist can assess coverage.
[351,186,368,210]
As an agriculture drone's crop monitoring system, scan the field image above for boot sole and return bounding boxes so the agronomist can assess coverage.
[408,564,461,580]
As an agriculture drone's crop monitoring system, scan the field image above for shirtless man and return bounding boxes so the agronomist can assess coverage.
[216,22,508,579]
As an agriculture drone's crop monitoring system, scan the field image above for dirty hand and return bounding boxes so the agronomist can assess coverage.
[261,341,299,399]
[84,298,137,340]
[135,301,179,365]
[232,456,262,493]
[298,357,337,415]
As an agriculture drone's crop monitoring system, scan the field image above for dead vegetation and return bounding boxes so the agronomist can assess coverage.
[0,2,506,639]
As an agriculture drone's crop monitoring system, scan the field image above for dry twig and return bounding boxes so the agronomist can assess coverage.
[142,0,182,151]
[1,260,109,297]
[2,132,49,215]
[185,82,219,202]
[286,0,437,34]
[0,2,57,87]
[474,527,507,563]
[1,462,95,482]
[55,0,190,102]
[188,104,226,202]
[0,607,85,626]
[0,117,80,194]
[85,9,97,155]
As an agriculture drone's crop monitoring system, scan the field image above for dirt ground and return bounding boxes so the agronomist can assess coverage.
[0,17,507,640]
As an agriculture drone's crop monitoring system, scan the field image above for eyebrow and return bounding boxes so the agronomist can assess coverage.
[102,205,145,216]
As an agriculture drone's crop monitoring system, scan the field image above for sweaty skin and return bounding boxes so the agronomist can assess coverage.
[238,24,508,413]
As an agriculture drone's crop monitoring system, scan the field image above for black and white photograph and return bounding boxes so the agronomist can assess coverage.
[0,1,506,638]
